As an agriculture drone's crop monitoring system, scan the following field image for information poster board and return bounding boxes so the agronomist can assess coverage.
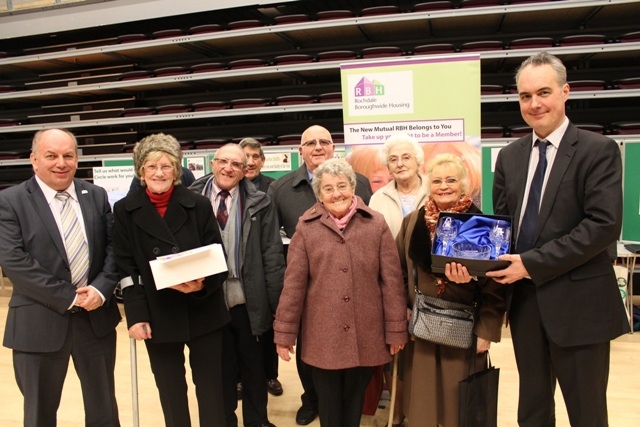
[340,55,482,205]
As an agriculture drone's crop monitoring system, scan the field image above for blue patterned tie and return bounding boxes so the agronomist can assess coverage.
[516,140,549,253]
[55,192,89,288]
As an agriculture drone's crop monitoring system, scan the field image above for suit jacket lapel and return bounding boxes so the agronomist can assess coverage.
[76,180,96,262]
[537,125,577,236]
[512,136,534,238]
[26,178,68,261]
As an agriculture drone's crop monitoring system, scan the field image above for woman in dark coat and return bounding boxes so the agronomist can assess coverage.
[113,133,229,427]
[396,153,506,427]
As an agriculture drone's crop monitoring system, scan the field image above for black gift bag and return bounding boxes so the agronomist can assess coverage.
[458,353,499,427]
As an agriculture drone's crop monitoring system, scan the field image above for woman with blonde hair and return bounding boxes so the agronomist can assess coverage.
[396,153,505,427]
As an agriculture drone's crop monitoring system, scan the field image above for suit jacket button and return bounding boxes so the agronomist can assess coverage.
[171,246,179,253]
[153,247,160,255]
[343,296,350,302]
[343,325,350,331]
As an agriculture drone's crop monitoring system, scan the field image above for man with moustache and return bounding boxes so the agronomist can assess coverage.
[190,143,285,427]
[267,124,373,425]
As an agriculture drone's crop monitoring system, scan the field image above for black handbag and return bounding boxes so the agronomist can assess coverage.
[458,352,500,427]
[408,266,476,349]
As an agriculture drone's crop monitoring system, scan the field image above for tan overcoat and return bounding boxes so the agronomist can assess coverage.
[396,205,506,427]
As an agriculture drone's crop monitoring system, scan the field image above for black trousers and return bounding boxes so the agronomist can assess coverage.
[296,329,318,409]
[262,327,279,380]
[13,310,120,427]
[145,328,225,427]
[510,281,611,427]
[222,304,269,427]
[311,365,375,427]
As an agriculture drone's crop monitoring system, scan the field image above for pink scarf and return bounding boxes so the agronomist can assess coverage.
[328,196,358,230]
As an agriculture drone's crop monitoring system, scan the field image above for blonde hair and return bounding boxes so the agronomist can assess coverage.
[425,153,469,195]
[421,142,480,200]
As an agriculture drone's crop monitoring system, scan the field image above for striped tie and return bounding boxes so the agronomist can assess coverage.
[55,192,89,288]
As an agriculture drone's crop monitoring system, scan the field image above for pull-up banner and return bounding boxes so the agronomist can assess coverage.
[340,54,481,145]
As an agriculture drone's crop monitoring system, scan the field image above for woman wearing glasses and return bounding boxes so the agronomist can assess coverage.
[396,153,505,427]
[274,158,408,427]
[113,133,229,426]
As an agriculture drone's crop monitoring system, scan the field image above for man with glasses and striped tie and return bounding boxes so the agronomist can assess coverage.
[0,128,121,426]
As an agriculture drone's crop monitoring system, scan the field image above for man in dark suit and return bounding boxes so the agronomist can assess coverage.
[488,52,629,426]
[0,128,121,426]
[267,125,373,425]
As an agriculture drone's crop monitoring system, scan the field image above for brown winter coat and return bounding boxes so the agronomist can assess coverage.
[273,196,408,370]
[396,205,506,427]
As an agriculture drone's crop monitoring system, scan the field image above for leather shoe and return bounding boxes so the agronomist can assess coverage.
[295,405,317,425]
[236,382,242,400]
[267,378,283,396]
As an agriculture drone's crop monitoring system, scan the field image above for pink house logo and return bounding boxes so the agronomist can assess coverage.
[354,77,385,97]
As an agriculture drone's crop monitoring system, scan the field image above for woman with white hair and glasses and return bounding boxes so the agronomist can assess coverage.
[274,158,408,427]
[369,133,429,238]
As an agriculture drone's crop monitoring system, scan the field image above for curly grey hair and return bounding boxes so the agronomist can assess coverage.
[379,133,424,167]
[133,133,183,186]
[312,158,357,200]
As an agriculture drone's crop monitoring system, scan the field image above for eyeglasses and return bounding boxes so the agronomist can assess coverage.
[144,164,174,174]
[320,183,351,196]
[388,154,414,165]
[431,178,459,186]
[301,139,333,148]
[214,158,245,171]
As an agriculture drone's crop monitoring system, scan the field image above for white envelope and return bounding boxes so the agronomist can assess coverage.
[149,243,228,290]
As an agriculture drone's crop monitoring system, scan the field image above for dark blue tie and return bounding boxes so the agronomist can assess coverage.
[516,140,549,253]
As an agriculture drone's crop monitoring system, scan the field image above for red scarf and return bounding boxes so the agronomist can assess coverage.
[423,194,472,295]
[146,185,174,217]
[423,194,473,239]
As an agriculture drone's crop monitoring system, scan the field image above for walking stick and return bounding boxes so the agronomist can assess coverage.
[130,337,140,427]
[388,352,399,427]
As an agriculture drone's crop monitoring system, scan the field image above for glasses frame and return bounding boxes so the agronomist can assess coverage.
[144,163,175,174]
[301,138,333,148]
[214,157,245,171]
[388,153,414,166]
[430,177,459,186]
[320,182,352,196]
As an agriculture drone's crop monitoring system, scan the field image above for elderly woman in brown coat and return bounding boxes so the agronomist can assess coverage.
[396,153,506,427]
[274,158,408,427]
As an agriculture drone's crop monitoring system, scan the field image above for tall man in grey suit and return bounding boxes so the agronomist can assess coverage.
[487,52,629,426]
[267,125,372,425]
[0,128,121,426]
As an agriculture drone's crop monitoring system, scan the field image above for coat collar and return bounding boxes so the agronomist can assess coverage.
[125,185,195,245]
[291,163,312,188]
[26,177,95,261]
[300,196,374,233]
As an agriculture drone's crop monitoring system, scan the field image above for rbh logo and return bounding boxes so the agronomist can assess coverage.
[354,77,385,97]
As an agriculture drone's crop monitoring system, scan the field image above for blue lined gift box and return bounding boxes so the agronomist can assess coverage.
[431,212,512,276]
